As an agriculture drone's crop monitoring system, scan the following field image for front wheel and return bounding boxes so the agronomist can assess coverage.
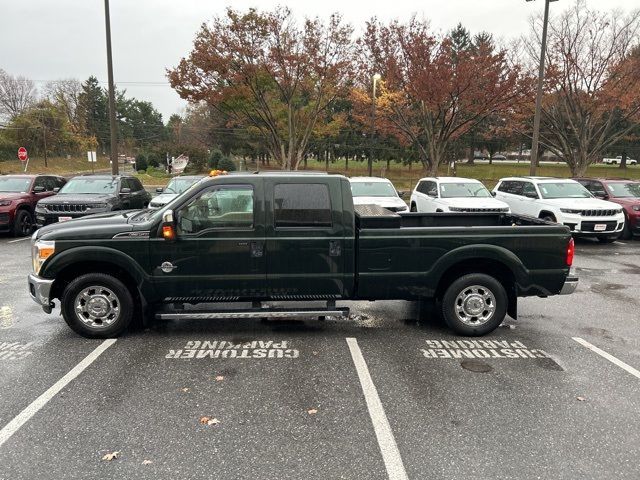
[441,273,508,336]
[597,235,618,244]
[61,273,134,338]
[13,210,34,237]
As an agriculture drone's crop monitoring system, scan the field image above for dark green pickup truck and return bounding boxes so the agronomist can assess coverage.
[28,172,577,338]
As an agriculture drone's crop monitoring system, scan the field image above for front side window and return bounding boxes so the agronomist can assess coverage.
[522,182,538,198]
[177,186,254,234]
[274,183,331,228]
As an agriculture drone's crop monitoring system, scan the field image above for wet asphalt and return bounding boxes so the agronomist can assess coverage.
[0,235,638,480]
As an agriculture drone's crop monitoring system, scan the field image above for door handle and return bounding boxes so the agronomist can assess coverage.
[329,240,341,257]
[250,241,264,258]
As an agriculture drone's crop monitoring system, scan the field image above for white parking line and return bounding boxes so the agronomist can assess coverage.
[346,337,408,480]
[0,339,116,448]
[572,337,640,380]
[7,237,30,244]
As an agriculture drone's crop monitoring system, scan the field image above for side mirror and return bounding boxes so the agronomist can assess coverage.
[524,192,538,199]
[161,209,176,241]
[490,191,496,197]
[155,187,164,193]
[33,186,46,193]
[120,187,132,196]
[594,192,608,200]
[53,187,60,193]
[427,190,437,198]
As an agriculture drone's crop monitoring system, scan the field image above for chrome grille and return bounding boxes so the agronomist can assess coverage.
[580,209,618,217]
[45,204,90,213]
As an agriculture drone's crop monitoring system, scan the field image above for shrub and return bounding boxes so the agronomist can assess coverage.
[135,154,148,171]
[217,156,237,172]
[147,152,161,168]
[208,149,224,169]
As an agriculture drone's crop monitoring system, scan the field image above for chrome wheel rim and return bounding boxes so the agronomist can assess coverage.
[74,285,121,329]
[454,285,496,326]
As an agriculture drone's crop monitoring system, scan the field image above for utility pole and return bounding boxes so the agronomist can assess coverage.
[528,0,557,175]
[369,73,381,177]
[40,109,48,167]
[104,0,118,175]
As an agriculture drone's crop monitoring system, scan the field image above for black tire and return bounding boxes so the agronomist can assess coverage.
[620,217,632,240]
[597,235,618,244]
[61,273,134,338]
[441,273,508,336]
[410,203,417,212]
[13,210,33,237]
[540,213,556,223]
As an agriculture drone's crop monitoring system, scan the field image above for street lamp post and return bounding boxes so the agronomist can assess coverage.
[104,0,119,175]
[369,73,381,177]
[527,0,557,176]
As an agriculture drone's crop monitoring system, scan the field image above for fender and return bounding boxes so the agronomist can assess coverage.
[41,246,158,302]
[428,244,529,288]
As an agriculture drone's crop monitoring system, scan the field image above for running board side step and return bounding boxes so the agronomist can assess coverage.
[156,307,350,320]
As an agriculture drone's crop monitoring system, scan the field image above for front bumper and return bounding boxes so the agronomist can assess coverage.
[28,274,55,313]
[559,275,578,295]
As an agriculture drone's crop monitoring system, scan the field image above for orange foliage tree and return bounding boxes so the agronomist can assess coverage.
[356,18,526,175]
[167,7,355,170]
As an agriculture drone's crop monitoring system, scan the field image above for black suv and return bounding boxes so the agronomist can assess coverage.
[35,175,151,227]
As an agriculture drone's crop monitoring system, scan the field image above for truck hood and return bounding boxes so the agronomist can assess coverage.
[35,210,139,240]
[150,193,178,206]
[540,198,622,210]
[440,197,510,210]
[37,193,115,204]
[352,196,407,208]
[0,192,30,201]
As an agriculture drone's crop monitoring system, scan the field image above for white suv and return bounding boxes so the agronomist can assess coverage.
[410,177,510,213]
[493,177,625,243]
[349,177,408,212]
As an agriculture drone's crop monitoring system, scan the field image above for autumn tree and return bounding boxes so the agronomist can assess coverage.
[168,7,355,170]
[43,79,83,133]
[357,18,526,175]
[524,1,640,176]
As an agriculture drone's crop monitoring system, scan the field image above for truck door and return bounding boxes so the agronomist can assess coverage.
[264,180,345,299]
[148,181,266,300]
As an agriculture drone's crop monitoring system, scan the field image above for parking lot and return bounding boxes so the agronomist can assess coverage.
[0,235,639,480]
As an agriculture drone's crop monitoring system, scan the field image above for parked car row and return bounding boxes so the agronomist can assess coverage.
[0,174,151,236]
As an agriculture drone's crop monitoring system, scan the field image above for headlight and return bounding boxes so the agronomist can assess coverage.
[560,208,582,214]
[0,200,12,207]
[32,240,55,275]
[633,205,640,212]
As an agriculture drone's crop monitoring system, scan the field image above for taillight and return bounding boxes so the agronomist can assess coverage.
[566,238,574,266]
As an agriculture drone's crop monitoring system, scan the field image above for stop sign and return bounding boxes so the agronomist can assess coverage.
[18,147,28,162]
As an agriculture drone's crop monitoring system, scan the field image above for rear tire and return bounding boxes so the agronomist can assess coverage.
[13,210,33,237]
[441,273,507,336]
[61,273,134,338]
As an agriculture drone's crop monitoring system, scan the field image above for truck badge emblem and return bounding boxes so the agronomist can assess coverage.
[161,261,176,273]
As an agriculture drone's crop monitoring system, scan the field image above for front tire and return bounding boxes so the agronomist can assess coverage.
[620,217,632,240]
[597,235,618,244]
[62,273,134,338]
[441,273,507,336]
[13,210,34,237]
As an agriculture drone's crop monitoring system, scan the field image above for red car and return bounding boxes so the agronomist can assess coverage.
[575,178,640,239]
[0,175,66,236]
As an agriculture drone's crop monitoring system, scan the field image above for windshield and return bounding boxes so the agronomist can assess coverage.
[164,177,202,194]
[606,182,640,198]
[350,181,398,198]
[439,182,491,198]
[59,178,118,194]
[538,182,592,199]
[0,177,31,193]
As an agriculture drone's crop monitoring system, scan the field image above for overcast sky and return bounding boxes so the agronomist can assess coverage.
[0,0,637,121]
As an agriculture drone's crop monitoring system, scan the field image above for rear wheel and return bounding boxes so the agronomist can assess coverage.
[441,273,507,336]
[13,210,33,237]
[62,273,134,338]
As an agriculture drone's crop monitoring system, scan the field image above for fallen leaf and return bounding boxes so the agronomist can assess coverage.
[200,416,210,424]
[181,387,190,393]
[207,418,220,426]
[312,351,318,356]
[101,451,120,461]
[307,408,318,415]
[576,396,586,402]
[215,375,224,382]
[142,460,153,465]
